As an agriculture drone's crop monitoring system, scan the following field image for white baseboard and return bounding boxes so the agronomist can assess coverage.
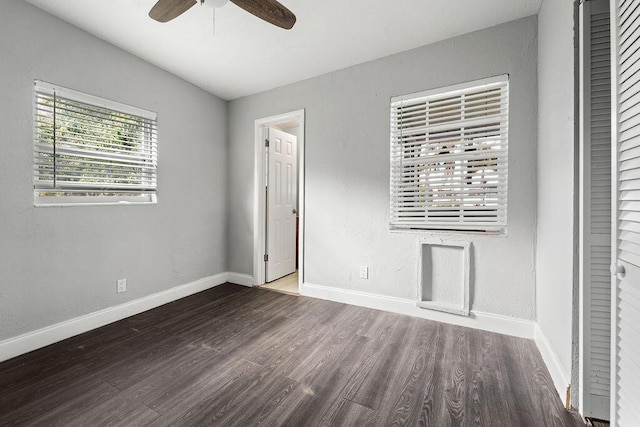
[301,282,535,339]
[0,272,229,363]
[226,272,254,287]
[535,324,571,404]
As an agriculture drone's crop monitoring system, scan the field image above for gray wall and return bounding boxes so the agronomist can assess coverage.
[228,16,538,319]
[0,0,228,341]
[536,0,576,389]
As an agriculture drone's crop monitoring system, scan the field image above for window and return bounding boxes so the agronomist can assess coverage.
[389,75,509,233]
[33,81,158,206]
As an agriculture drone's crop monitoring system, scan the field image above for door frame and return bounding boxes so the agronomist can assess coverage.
[578,0,612,417]
[578,0,591,413]
[253,109,305,288]
[609,0,619,423]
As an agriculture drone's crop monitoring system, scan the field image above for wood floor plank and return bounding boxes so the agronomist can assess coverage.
[52,396,159,427]
[0,349,79,397]
[151,358,294,425]
[120,284,245,332]
[0,283,584,427]
[105,345,224,410]
[0,368,119,426]
[416,322,452,425]
[443,328,467,426]
[244,382,316,426]
[0,363,90,412]
[139,353,250,415]
[150,285,254,331]
[79,327,183,372]
[214,370,300,426]
[205,312,291,355]
[274,332,379,425]
[317,398,378,427]
[237,314,333,377]
[463,329,511,426]
[103,337,219,391]
[493,334,537,426]
[165,366,299,426]
[279,294,350,325]
[341,315,413,409]
[517,336,579,427]
[354,309,399,339]
[382,324,448,425]
[287,333,370,388]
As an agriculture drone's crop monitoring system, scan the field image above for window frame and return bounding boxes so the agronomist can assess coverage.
[389,75,509,234]
[32,80,158,207]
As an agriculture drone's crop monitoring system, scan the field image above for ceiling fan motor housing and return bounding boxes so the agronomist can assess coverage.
[201,0,228,8]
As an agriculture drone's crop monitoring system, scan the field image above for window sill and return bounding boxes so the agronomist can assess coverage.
[389,227,507,238]
[34,201,157,208]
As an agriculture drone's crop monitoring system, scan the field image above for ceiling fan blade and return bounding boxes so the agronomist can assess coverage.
[230,0,296,30]
[149,0,197,23]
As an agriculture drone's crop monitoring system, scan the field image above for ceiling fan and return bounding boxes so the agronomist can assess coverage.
[149,0,296,30]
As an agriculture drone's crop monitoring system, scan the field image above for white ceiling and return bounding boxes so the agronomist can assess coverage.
[25,0,542,100]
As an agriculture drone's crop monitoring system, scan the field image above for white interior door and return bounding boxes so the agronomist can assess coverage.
[580,0,612,419]
[612,0,640,425]
[266,127,298,283]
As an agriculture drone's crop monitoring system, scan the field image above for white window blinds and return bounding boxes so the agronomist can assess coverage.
[33,81,158,205]
[390,75,509,233]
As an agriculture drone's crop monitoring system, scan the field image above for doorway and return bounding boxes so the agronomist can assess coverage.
[253,110,305,295]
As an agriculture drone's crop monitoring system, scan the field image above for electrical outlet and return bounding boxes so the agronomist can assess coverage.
[117,278,127,293]
[359,266,369,279]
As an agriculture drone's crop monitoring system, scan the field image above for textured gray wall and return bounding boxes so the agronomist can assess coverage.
[0,0,228,340]
[537,0,576,388]
[228,16,538,320]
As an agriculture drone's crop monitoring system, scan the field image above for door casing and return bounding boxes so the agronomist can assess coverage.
[253,109,305,288]
[579,0,612,419]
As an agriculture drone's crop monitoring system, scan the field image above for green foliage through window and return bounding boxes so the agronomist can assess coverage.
[33,81,157,204]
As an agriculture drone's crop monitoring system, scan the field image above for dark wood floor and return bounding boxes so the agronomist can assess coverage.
[0,283,584,426]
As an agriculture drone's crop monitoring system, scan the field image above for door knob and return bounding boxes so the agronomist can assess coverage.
[610,263,626,278]
[292,208,298,214]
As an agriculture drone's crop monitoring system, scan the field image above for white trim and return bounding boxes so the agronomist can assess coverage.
[300,282,535,339]
[0,273,228,363]
[579,0,590,414]
[610,1,620,425]
[579,0,613,418]
[417,238,471,316]
[535,324,572,404]
[253,110,306,290]
[226,272,255,287]
[34,198,157,208]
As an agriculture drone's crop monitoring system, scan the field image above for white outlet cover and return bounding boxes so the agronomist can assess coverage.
[359,266,369,279]
[117,278,127,293]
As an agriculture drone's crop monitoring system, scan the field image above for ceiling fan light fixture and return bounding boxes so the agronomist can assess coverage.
[201,0,228,8]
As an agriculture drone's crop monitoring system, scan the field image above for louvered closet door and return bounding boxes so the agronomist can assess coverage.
[612,0,640,425]
[582,0,611,419]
